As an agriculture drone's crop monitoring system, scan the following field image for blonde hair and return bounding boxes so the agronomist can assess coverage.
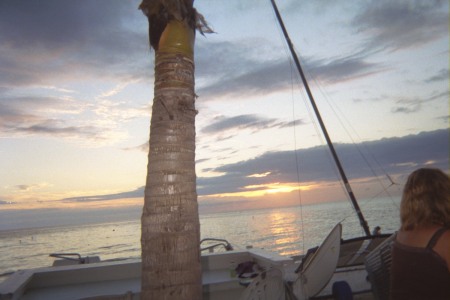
[400,168,450,231]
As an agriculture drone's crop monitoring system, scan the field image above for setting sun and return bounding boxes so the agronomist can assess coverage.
[204,182,316,199]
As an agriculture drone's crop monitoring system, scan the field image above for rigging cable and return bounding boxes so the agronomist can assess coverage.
[270,1,361,244]
[270,0,371,236]
[271,12,307,255]
[302,62,402,210]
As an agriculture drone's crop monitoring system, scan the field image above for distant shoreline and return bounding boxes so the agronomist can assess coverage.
[0,196,400,232]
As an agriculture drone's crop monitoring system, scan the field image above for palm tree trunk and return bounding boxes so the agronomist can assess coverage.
[141,19,202,299]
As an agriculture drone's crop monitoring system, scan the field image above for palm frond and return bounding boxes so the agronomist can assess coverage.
[195,11,214,35]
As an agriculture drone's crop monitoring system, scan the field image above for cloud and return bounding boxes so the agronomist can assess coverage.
[0,89,149,143]
[0,200,16,205]
[390,90,449,114]
[196,41,383,100]
[197,129,449,195]
[0,96,116,141]
[195,40,292,99]
[0,1,153,144]
[352,0,448,52]
[391,102,421,114]
[425,69,449,83]
[0,0,150,88]
[123,142,149,153]
[201,114,304,134]
[194,0,447,101]
[309,56,383,83]
[16,183,51,190]
[436,115,449,123]
[15,185,34,191]
[57,129,448,202]
[197,1,448,102]
[60,187,145,203]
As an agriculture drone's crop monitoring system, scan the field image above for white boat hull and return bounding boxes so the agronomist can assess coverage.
[0,233,390,300]
[0,249,292,300]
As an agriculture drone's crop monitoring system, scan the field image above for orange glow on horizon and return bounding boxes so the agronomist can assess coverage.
[205,182,317,198]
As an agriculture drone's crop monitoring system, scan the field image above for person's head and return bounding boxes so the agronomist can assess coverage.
[400,168,450,231]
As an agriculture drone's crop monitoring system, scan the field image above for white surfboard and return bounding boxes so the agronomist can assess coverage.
[293,223,342,300]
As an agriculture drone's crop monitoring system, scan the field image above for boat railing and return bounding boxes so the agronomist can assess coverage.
[49,253,100,266]
[364,234,396,300]
[200,238,234,253]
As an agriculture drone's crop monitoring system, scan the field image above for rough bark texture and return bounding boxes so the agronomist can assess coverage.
[141,20,201,299]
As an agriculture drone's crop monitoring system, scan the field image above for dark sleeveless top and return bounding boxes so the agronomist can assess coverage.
[390,227,450,300]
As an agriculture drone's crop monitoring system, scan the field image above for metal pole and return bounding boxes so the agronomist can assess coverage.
[270,0,371,236]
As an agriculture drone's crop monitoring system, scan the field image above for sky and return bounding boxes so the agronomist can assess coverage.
[0,0,448,229]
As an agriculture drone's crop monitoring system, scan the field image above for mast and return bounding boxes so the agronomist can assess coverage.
[270,0,371,236]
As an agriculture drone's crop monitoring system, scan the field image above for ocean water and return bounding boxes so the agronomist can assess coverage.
[0,197,400,282]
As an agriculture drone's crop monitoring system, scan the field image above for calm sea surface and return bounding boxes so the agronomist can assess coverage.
[0,197,400,281]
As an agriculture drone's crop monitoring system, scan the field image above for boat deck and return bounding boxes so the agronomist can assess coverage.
[0,234,390,299]
[338,234,391,267]
[0,249,292,300]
